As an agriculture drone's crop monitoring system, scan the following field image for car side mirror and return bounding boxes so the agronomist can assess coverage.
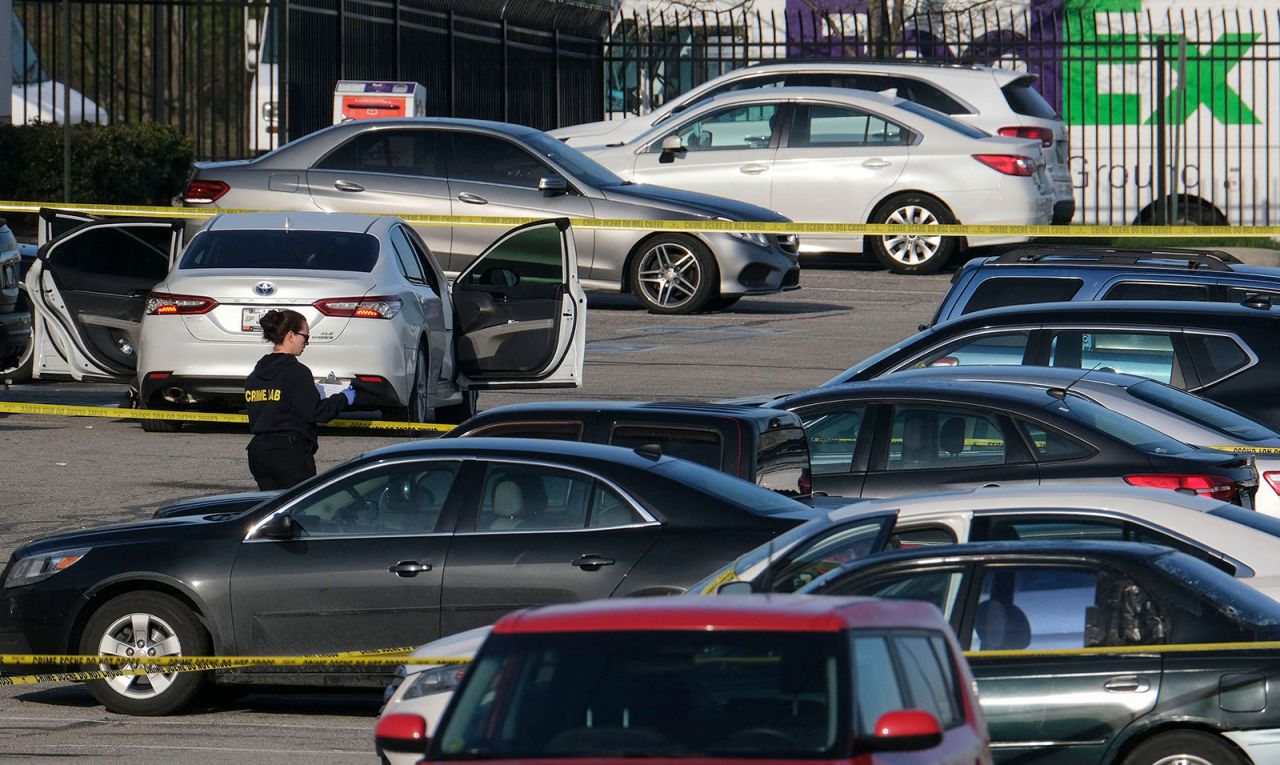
[538,176,569,196]
[659,135,686,164]
[716,580,754,595]
[375,713,430,758]
[255,512,295,541]
[861,710,943,752]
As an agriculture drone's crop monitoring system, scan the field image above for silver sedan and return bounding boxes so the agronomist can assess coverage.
[182,118,801,314]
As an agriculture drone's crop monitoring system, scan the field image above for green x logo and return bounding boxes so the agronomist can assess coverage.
[1146,34,1262,126]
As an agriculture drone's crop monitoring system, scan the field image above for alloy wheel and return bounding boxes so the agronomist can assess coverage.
[880,205,943,266]
[95,611,184,699]
[636,242,702,310]
[1149,758,1214,765]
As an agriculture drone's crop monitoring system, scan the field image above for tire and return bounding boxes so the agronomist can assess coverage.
[1121,731,1246,765]
[1,336,33,383]
[135,399,183,433]
[1140,198,1227,227]
[435,389,478,426]
[79,592,211,716]
[629,234,717,314]
[867,193,958,275]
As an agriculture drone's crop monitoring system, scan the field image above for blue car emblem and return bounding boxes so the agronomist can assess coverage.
[254,282,276,296]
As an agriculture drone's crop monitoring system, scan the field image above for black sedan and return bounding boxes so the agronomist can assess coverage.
[0,438,813,716]
[771,378,1257,503]
[794,540,1280,765]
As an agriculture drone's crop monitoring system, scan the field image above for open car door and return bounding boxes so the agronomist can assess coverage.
[26,209,184,381]
[451,218,585,389]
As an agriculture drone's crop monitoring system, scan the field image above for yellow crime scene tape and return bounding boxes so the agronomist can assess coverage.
[4,200,1280,237]
[0,401,449,433]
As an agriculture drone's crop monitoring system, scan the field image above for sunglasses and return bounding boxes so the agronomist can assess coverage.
[293,331,310,346]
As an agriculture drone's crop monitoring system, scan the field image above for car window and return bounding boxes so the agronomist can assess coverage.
[49,225,172,282]
[463,421,585,440]
[317,130,440,176]
[1103,282,1210,301]
[800,405,867,476]
[851,635,906,736]
[1185,333,1253,388]
[889,525,958,549]
[707,73,789,97]
[766,516,894,593]
[755,426,812,497]
[389,226,426,284]
[892,99,988,139]
[667,103,780,152]
[1017,420,1095,461]
[398,226,441,293]
[1048,330,1185,386]
[893,634,963,729]
[910,330,1031,369]
[886,406,1008,471]
[459,223,563,289]
[1001,78,1059,119]
[825,569,965,620]
[1227,287,1280,303]
[788,104,906,148]
[473,462,641,531]
[962,277,1082,315]
[448,132,550,188]
[789,73,968,115]
[180,230,379,272]
[651,459,812,517]
[287,461,459,537]
[1046,393,1191,455]
[609,425,722,470]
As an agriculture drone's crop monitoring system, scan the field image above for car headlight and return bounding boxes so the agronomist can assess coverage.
[4,548,90,588]
[401,664,467,701]
[729,231,772,248]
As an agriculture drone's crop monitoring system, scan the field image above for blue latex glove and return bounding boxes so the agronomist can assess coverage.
[342,385,356,405]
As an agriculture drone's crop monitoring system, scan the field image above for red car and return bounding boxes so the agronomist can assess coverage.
[379,595,991,764]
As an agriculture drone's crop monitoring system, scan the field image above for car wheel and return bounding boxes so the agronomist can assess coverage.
[79,592,211,716]
[130,396,182,433]
[867,194,958,275]
[435,389,478,426]
[1122,731,1246,765]
[2,335,33,383]
[630,234,717,314]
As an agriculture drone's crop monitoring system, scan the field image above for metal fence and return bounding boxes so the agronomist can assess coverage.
[11,0,609,160]
[603,5,1280,227]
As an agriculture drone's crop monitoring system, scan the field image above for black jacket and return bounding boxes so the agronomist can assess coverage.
[245,353,347,450]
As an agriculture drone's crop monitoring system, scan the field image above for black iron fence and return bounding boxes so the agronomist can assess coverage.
[603,6,1280,226]
[11,0,609,160]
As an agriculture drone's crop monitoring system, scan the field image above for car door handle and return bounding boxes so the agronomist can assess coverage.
[333,180,365,193]
[862,158,892,169]
[571,555,616,571]
[1103,676,1151,693]
[388,560,432,577]
[457,192,488,205]
[739,164,769,175]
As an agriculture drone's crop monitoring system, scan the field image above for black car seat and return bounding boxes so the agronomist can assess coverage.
[899,412,934,467]
[940,417,967,458]
[973,598,1032,650]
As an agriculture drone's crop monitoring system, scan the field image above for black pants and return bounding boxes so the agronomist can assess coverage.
[247,433,317,490]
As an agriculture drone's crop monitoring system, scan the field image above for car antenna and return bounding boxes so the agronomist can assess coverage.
[1048,363,1102,400]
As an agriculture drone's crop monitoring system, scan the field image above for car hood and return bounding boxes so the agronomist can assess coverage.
[403,625,492,676]
[14,514,242,558]
[598,183,788,223]
[153,490,280,519]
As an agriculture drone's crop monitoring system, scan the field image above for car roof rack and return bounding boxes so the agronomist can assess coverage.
[992,244,1240,271]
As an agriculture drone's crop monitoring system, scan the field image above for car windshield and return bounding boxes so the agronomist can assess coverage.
[522,130,627,188]
[1046,393,1191,455]
[1152,551,1280,632]
[1127,380,1277,442]
[434,630,847,760]
[821,330,934,386]
[894,99,989,139]
[651,459,813,517]
[179,230,379,272]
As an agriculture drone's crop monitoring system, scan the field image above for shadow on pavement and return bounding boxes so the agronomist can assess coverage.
[15,684,383,718]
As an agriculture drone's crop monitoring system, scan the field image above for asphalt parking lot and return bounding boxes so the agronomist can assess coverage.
[0,261,949,763]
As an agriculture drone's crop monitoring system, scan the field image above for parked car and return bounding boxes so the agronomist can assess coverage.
[885,366,1280,515]
[584,87,1054,274]
[820,300,1280,431]
[181,118,801,314]
[380,596,991,764]
[692,485,1280,601]
[789,540,1280,765]
[0,437,814,715]
[549,59,1073,226]
[764,377,1258,504]
[446,400,815,498]
[932,244,1280,325]
[0,219,31,371]
[23,210,586,428]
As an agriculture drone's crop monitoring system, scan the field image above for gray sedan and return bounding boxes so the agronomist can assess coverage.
[183,118,801,314]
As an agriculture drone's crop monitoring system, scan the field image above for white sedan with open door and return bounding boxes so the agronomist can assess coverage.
[23,209,586,430]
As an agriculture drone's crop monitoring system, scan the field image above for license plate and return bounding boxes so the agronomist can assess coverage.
[242,307,273,332]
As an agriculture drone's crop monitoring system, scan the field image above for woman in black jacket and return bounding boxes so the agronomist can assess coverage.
[244,309,354,490]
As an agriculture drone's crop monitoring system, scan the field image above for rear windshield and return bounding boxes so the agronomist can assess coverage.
[610,425,723,470]
[1127,380,1277,442]
[180,230,379,272]
[894,99,989,139]
[1001,78,1059,119]
[1153,551,1280,632]
[1208,504,1280,540]
[962,277,1083,315]
[435,630,847,760]
[651,459,811,517]
[756,426,812,497]
[1046,393,1191,455]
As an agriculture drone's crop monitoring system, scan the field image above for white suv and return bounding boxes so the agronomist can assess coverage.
[550,61,1073,225]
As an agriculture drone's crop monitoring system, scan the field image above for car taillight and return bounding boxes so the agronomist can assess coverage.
[314,296,402,319]
[183,179,229,204]
[374,713,428,755]
[972,154,1038,177]
[1124,473,1239,502]
[1264,472,1280,495]
[798,468,812,496]
[145,293,218,315]
[997,126,1054,147]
